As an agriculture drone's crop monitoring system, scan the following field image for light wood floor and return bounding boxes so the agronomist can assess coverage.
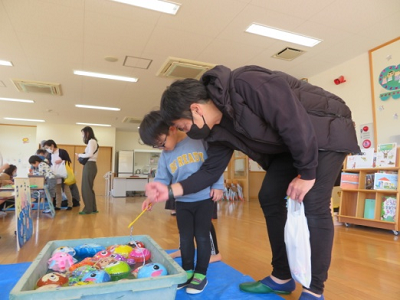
[1,196,400,300]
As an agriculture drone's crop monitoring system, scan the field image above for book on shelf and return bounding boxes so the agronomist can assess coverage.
[364,199,375,219]
[381,195,397,222]
[376,143,397,167]
[373,173,398,190]
[365,174,374,189]
[340,172,360,189]
[346,148,375,169]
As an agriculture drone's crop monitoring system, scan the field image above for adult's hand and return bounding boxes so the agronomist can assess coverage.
[145,182,168,202]
[55,159,62,164]
[286,176,315,202]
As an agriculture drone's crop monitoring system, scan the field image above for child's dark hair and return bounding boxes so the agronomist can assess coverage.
[139,111,169,146]
[29,155,43,164]
[36,149,46,155]
[3,164,17,176]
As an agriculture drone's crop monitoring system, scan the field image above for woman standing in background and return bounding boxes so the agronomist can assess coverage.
[76,126,99,215]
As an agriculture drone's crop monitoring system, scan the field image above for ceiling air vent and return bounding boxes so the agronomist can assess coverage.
[122,117,142,124]
[12,79,62,95]
[272,47,305,61]
[157,57,215,80]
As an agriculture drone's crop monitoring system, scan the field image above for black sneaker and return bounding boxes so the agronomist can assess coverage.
[177,274,194,290]
[186,277,208,294]
[55,207,61,211]
[66,207,73,210]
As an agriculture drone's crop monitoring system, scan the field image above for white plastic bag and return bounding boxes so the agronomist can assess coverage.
[284,197,312,288]
[52,161,67,179]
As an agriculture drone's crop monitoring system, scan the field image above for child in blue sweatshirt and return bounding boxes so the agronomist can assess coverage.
[141,111,224,295]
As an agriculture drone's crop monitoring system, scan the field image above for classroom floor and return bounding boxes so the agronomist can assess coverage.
[0,195,399,300]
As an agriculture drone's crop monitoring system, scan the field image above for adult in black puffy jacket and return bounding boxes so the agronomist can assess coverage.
[145,65,360,300]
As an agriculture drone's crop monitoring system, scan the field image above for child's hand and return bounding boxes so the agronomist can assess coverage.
[142,198,153,211]
[210,189,223,201]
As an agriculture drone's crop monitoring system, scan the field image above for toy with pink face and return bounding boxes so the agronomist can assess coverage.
[36,272,68,289]
[48,252,76,272]
[93,250,112,260]
[129,247,151,263]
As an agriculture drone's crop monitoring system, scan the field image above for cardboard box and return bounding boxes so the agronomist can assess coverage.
[10,235,186,300]
[340,172,360,190]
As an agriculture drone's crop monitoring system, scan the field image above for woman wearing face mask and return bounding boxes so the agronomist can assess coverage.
[0,164,17,216]
[43,140,73,211]
[76,126,99,215]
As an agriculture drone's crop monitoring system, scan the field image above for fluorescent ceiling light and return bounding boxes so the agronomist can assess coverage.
[112,0,180,15]
[77,122,112,127]
[0,97,34,103]
[5,117,44,122]
[0,60,13,66]
[76,104,120,111]
[246,23,322,47]
[73,70,138,82]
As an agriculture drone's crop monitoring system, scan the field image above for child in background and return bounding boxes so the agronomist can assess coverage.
[29,155,57,202]
[140,111,224,294]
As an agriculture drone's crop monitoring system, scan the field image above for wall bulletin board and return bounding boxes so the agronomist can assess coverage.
[369,37,400,147]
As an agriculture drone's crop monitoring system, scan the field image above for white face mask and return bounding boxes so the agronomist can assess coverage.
[46,148,53,154]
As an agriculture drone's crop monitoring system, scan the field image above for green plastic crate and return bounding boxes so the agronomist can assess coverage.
[10,235,186,300]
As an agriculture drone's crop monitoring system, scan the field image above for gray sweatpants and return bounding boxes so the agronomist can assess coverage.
[81,161,97,213]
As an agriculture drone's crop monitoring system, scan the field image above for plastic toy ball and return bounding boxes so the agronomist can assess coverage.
[94,257,116,270]
[93,250,112,260]
[131,265,143,279]
[69,257,95,272]
[36,272,68,288]
[129,247,151,263]
[137,263,168,278]
[109,253,126,262]
[104,261,131,281]
[74,244,105,259]
[106,244,120,253]
[35,284,61,291]
[113,245,133,258]
[81,270,111,284]
[52,246,76,257]
[74,281,95,286]
[48,252,76,272]
[127,241,145,248]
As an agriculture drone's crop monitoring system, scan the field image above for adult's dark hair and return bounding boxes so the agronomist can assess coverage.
[3,164,17,176]
[139,111,169,146]
[29,155,43,164]
[43,139,57,148]
[81,126,98,144]
[160,78,209,125]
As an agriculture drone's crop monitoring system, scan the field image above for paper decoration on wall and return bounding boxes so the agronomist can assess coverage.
[22,137,29,143]
[378,105,384,111]
[378,64,400,101]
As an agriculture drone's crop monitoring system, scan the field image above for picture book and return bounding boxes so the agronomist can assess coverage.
[340,172,359,190]
[376,143,397,167]
[373,173,398,190]
[364,199,375,219]
[381,195,397,222]
[346,148,375,169]
[365,174,374,189]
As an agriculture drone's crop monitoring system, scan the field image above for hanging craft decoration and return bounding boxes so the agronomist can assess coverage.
[378,64,400,101]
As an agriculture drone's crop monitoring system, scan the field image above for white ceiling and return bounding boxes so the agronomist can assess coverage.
[0,0,399,131]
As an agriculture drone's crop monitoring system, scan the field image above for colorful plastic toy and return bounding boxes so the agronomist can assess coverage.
[104,261,131,281]
[93,250,112,260]
[52,246,76,257]
[94,257,116,270]
[81,270,111,284]
[113,245,133,258]
[137,263,168,278]
[74,244,105,258]
[127,241,145,248]
[68,257,95,272]
[35,284,61,291]
[129,247,151,263]
[106,244,120,253]
[48,252,76,272]
[36,272,68,289]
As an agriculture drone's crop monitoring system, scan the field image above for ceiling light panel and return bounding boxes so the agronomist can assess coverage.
[0,60,13,66]
[111,0,180,15]
[76,104,120,111]
[5,117,44,122]
[73,70,138,82]
[246,23,322,47]
[76,122,111,127]
[0,97,34,103]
